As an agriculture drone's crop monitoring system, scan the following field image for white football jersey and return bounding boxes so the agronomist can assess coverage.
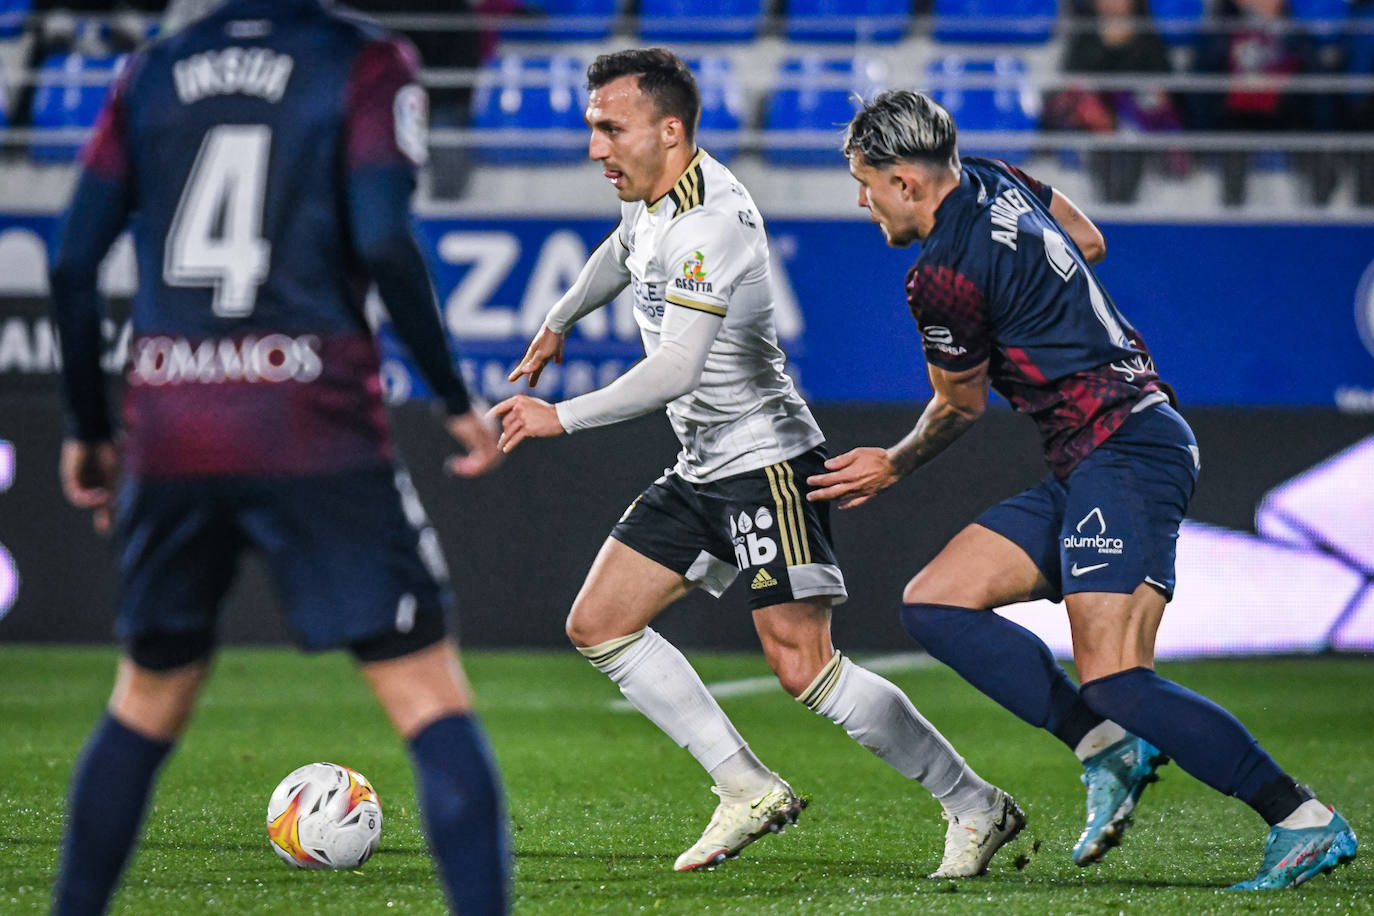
[617,149,823,482]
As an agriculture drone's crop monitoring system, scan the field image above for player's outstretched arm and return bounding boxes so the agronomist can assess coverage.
[808,360,989,508]
[512,231,631,389]
[486,395,565,454]
[507,324,566,388]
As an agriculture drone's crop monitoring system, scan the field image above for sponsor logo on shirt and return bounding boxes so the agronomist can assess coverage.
[921,325,967,357]
[127,334,323,386]
[675,250,713,294]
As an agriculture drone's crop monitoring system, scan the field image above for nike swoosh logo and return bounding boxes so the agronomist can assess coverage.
[1070,562,1109,576]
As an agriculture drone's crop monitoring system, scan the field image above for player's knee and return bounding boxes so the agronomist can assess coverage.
[764,648,828,698]
[902,567,946,606]
[565,605,605,648]
[110,655,210,740]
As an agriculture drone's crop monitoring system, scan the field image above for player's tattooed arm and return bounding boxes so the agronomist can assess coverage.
[888,360,990,474]
[807,360,989,508]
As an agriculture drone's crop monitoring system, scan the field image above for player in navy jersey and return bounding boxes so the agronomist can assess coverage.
[808,90,1356,890]
[47,1,508,912]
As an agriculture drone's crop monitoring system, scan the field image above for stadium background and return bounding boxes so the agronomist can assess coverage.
[0,0,1371,658]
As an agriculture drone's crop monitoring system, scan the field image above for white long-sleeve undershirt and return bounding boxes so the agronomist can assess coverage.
[544,230,631,335]
[556,304,723,433]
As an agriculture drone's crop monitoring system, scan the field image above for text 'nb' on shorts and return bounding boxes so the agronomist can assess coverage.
[610,446,847,611]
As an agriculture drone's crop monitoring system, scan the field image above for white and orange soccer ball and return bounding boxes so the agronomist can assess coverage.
[266,762,383,870]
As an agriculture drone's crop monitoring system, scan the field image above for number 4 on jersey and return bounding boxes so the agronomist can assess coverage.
[164,124,272,317]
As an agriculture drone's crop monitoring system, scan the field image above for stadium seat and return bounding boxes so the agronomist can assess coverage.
[1148,0,1206,47]
[30,52,123,164]
[639,0,764,43]
[498,0,618,42]
[1289,0,1349,44]
[470,53,588,164]
[784,0,909,44]
[925,54,1039,163]
[688,55,744,162]
[931,0,1056,44]
[0,0,30,40]
[764,55,888,165]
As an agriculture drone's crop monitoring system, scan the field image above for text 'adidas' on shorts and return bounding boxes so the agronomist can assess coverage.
[610,446,847,611]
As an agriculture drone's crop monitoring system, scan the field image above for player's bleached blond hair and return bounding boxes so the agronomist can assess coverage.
[842,90,960,172]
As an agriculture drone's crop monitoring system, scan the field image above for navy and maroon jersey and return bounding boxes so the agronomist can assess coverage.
[50,0,466,478]
[905,156,1165,477]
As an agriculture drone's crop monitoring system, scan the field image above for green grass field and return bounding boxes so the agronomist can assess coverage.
[2,647,1370,914]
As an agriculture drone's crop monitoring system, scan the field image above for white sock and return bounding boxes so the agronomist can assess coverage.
[578,628,773,796]
[1073,720,1129,762]
[801,652,999,816]
[1277,799,1334,830]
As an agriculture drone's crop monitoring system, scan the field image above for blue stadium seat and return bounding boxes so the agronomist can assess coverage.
[687,55,744,162]
[30,52,123,164]
[0,0,30,40]
[470,54,588,164]
[1149,0,1206,46]
[784,0,909,43]
[1290,0,1349,44]
[640,0,764,43]
[925,54,1039,163]
[764,55,888,166]
[499,0,618,42]
[932,0,1056,44]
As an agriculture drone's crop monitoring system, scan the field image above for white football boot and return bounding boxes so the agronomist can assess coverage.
[674,775,806,871]
[927,789,1026,878]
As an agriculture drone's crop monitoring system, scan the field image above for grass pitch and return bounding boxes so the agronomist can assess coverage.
[1,647,1370,914]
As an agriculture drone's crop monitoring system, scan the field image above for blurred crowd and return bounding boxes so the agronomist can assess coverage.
[1,0,1372,206]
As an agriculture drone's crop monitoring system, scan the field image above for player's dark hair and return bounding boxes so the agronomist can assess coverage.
[842,90,960,172]
[586,48,701,143]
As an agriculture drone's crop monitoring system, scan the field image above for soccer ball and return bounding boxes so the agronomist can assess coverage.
[266,762,383,870]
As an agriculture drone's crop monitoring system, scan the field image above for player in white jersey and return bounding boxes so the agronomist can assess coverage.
[491,49,1022,877]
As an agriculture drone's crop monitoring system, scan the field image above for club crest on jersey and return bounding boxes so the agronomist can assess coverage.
[675,250,713,294]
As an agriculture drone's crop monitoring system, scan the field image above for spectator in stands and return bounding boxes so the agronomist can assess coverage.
[1042,0,1187,204]
[1189,0,1339,206]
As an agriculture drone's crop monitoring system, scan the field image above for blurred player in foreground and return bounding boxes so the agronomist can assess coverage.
[491,49,1023,877]
[809,89,1357,890]
[47,1,509,912]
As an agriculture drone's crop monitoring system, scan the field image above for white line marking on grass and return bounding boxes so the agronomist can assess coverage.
[609,652,935,711]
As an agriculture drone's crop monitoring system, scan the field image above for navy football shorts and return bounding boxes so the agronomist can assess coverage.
[976,402,1199,601]
[610,446,848,611]
[113,463,452,661]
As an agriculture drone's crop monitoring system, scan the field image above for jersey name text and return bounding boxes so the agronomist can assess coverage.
[173,47,295,105]
[990,187,1032,251]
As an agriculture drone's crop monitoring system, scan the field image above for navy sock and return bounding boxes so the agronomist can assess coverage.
[53,713,174,916]
[408,714,510,915]
[902,603,1103,750]
[1079,667,1312,825]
